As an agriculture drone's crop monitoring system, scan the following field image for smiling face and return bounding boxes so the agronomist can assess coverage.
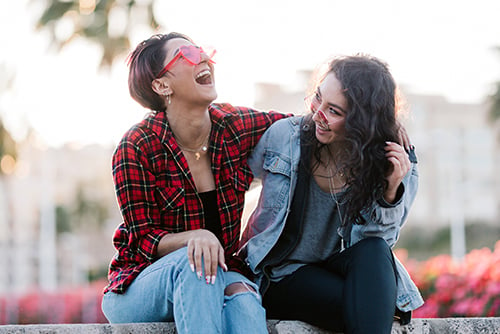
[311,72,348,145]
[157,38,217,107]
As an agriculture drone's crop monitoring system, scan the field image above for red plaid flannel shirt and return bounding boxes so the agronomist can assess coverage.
[104,103,287,294]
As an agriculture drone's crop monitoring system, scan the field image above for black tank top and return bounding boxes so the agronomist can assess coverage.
[198,190,223,244]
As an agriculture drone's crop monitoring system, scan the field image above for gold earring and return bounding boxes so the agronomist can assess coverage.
[166,94,171,105]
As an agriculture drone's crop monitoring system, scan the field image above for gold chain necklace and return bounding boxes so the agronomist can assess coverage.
[175,131,210,161]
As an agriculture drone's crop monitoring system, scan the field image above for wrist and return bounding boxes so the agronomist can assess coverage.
[383,183,404,204]
[383,190,397,204]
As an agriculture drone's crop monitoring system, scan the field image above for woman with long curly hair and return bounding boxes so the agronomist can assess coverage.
[239,54,424,333]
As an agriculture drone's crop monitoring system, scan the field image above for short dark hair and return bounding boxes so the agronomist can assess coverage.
[127,32,192,112]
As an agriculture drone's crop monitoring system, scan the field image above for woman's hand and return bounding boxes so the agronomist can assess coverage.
[396,122,411,152]
[186,229,227,284]
[384,141,411,203]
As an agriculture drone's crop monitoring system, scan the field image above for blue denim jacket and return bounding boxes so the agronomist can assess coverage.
[239,116,424,312]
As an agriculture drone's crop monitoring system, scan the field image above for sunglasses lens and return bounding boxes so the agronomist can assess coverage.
[318,110,328,123]
[180,45,202,65]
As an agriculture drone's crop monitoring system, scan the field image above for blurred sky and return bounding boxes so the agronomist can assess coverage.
[0,0,500,147]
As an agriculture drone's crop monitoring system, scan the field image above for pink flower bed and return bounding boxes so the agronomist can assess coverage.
[0,280,107,324]
[395,240,500,318]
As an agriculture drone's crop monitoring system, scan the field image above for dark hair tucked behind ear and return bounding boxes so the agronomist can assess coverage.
[127,32,191,112]
[306,54,400,224]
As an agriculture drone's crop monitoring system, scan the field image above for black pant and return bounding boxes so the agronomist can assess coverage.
[263,237,397,334]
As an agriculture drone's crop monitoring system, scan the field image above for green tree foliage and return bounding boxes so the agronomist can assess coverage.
[0,120,17,173]
[73,185,109,230]
[489,46,500,123]
[35,0,160,68]
[0,65,17,172]
[55,185,110,234]
[489,81,500,122]
[55,205,71,234]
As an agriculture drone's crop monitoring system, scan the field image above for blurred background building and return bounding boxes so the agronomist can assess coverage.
[0,138,120,294]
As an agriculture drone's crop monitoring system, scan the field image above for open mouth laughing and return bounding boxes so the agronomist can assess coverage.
[195,69,213,85]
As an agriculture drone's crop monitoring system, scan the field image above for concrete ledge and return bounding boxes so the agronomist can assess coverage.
[0,318,499,333]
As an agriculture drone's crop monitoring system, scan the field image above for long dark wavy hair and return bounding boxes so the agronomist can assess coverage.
[304,54,401,224]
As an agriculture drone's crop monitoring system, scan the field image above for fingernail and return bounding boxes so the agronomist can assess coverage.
[211,275,216,285]
[190,264,195,272]
[223,263,228,272]
[205,275,210,284]
[197,271,202,280]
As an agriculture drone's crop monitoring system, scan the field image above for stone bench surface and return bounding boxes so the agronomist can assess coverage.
[0,318,499,334]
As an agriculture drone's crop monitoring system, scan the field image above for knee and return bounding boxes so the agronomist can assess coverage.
[352,237,393,263]
[224,282,257,296]
[359,237,391,255]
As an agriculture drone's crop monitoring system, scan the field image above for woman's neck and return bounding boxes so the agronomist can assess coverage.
[321,142,347,164]
[312,151,347,193]
[167,105,212,149]
[312,143,349,180]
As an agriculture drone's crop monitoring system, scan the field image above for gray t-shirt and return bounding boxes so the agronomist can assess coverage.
[270,178,344,281]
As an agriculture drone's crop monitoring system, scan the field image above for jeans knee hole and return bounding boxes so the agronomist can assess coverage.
[224,282,261,302]
[224,282,255,296]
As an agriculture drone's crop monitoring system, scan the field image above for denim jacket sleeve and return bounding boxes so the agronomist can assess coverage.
[349,148,419,248]
[247,127,269,180]
[241,117,301,272]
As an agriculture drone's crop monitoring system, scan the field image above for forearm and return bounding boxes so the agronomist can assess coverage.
[156,230,197,258]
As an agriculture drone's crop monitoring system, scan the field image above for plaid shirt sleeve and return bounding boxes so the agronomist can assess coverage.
[109,125,170,286]
[212,104,289,274]
[217,103,288,160]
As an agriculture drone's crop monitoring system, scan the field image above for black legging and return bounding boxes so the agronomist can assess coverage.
[263,237,397,334]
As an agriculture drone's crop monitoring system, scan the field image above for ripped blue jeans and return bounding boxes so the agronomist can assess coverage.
[101,247,267,334]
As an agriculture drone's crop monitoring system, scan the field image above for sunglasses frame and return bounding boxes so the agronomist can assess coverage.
[156,45,215,78]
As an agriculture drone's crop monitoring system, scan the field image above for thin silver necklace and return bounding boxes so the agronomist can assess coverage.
[328,165,348,251]
[327,159,345,228]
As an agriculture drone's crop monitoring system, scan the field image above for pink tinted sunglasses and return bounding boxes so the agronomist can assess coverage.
[156,45,216,78]
[305,94,330,129]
